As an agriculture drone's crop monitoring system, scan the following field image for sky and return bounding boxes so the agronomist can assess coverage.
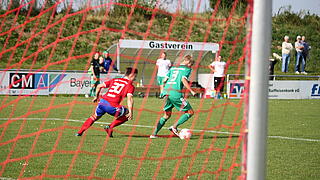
[2,0,319,16]
[272,0,320,16]
[162,0,320,16]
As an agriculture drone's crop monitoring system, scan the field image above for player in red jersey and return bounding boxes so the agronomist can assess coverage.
[76,67,138,137]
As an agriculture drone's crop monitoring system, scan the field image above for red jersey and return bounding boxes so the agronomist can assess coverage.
[101,78,135,106]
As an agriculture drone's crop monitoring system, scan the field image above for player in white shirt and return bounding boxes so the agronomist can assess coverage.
[156,52,172,94]
[208,55,227,98]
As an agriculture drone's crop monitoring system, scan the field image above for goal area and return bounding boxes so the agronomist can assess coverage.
[0,0,271,179]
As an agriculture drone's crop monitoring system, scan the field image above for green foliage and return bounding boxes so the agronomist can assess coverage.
[0,2,319,76]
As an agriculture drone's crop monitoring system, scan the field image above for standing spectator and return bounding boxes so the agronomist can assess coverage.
[101,50,119,73]
[87,52,101,98]
[281,35,293,73]
[269,58,277,80]
[156,52,172,94]
[295,36,307,74]
[208,55,227,99]
[301,36,311,69]
[99,56,105,73]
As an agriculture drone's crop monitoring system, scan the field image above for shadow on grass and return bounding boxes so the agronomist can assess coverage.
[93,134,240,139]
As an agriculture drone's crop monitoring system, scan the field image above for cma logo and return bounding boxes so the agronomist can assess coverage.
[10,73,48,89]
[311,84,320,96]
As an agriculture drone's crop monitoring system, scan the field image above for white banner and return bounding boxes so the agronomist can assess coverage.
[0,71,121,95]
[49,73,119,94]
[119,39,219,52]
[226,80,320,99]
[269,81,320,99]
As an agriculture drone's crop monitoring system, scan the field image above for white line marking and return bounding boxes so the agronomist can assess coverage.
[0,118,319,142]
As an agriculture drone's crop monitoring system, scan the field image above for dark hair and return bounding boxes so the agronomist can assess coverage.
[125,67,138,76]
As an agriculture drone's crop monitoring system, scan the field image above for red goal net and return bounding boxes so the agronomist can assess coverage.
[0,0,251,179]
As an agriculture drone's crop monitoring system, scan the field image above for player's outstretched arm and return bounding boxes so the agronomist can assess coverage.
[182,78,196,96]
[92,83,106,103]
[126,94,134,120]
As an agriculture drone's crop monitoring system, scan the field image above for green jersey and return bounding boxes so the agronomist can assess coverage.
[163,65,191,97]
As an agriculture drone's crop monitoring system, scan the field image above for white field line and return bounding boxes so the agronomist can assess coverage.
[0,118,319,142]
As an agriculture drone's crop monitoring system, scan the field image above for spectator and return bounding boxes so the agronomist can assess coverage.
[269,58,277,80]
[294,36,307,74]
[301,36,311,69]
[87,52,101,98]
[99,56,105,73]
[281,35,293,73]
[156,52,172,94]
[208,55,226,99]
[101,50,119,73]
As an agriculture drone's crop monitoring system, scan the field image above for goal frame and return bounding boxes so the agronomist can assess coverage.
[246,0,272,179]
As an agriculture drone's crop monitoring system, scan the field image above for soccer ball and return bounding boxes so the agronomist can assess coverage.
[179,129,192,139]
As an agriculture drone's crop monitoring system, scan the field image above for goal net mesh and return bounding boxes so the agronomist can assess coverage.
[0,0,251,179]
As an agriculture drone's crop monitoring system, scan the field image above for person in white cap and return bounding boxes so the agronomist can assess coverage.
[294,36,307,74]
[281,35,293,73]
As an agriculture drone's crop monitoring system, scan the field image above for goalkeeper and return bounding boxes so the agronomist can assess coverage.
[150,55,196,138]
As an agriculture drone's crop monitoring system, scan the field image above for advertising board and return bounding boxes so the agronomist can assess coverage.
[226,80,320,99]
[0,71,121,95]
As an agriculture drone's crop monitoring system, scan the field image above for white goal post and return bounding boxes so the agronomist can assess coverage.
[247,0,272,180]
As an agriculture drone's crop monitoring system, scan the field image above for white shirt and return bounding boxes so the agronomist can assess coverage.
[282,42,293,55]
[210,61,226,77]
[156,59,171,77]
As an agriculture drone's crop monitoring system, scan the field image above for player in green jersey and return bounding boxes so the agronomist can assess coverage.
[150,55,196,138]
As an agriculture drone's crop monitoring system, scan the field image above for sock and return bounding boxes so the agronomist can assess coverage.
[78,116,95,135]
[109,116,128,129]
[153,117,167,135]
[93,87,96,96]
[176,113,191,128]
[89,87,94,97]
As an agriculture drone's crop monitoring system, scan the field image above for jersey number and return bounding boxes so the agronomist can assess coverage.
[168,70,179,83]
[107,82,125,97]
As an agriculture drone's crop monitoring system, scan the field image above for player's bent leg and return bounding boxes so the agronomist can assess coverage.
[105,116,128,137]
[76,114,102,136]
[174,108,194,129]
[105,108,129,137]
[151,110,172,138]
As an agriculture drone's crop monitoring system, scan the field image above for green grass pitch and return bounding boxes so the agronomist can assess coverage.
[0,96,319,179]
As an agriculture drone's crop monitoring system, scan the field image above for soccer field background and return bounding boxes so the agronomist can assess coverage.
[0,96,319,179]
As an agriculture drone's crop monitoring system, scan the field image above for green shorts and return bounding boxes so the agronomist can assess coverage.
[163,96,192,112]
[90,75,100,85]
[157,76,165,85]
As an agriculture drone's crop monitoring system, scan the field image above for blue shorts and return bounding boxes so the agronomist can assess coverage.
[95,99,127,117]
